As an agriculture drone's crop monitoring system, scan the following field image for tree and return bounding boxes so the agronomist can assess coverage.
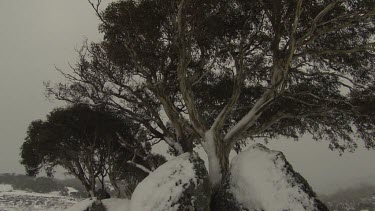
[46,0,375,189]
[20,104,157,197]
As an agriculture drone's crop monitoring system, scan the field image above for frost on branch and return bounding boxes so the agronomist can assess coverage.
[130,152,210,211]
[213,144,328,211]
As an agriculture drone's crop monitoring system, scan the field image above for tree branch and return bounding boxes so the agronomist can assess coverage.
[127,161,152,174]
[211,41,245,133]
[305,43,375,55]
[176,0,207,136]
[297,0,345,47]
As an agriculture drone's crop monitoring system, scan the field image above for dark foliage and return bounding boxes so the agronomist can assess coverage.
[20,104,148,196]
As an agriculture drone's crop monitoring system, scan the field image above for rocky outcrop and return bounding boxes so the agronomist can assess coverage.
[212,144,329,211]
[130,152,210,211]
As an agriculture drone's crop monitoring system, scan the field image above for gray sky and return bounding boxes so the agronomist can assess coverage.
[0,0,374,195]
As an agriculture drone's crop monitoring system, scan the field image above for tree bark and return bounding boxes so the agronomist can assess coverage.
[110,178,121,198]
[203,130,231,187]
[179,134,194,153]
[82,182,95,197]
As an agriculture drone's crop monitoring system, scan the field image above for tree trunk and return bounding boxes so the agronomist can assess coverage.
[203,130,230,187]
[82,182,95,197]
[180,134,194,153]
[109,173,122,198]
[90,177,96,198]
[101,175,105,190]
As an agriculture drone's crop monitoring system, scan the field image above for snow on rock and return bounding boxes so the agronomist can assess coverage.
[102,198,130,211]
[130,152,210,211]
[228,143,328,211]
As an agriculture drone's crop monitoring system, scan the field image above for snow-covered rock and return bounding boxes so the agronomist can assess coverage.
[215,143,328,211]
[130,152,210,211]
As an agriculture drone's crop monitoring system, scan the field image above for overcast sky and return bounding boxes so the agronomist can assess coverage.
[0,0,374,195]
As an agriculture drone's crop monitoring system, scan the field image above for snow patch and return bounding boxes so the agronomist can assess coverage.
[0,184,13,192]
[130,153,197,211]
[230,143,317,211]
[0,189,67,198]
[102,198,130,211]
[0,187,77,210]
[66,187,78,194]
[64,198,96,211]
[64,198,130,211]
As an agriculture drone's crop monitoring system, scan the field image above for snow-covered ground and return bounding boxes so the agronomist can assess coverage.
[64,198,96,211]
[66,187,79,196]
[0,184,78,211]
[102,198,130,211]
[0,184,13,192]
[64,198,130,211]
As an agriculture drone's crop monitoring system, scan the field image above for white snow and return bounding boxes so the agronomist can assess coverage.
[0,184,13,192]
[63,198,130,211]
[102,198,130,211]
[64,198,96,211]
[164,136,184,155]
[66,187,78,194]
[130,153,197,211]
[0,190,66,198]
[0,189,71,198]
[0,185,77,211]
[229,143,316,211]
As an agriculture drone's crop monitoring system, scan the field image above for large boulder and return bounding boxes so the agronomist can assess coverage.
[213,144,328,211]
[130,152,210,211]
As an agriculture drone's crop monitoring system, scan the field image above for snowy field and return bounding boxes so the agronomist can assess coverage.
[0,184,77,211]
[65,198,130,211]
[0,183,130,211]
